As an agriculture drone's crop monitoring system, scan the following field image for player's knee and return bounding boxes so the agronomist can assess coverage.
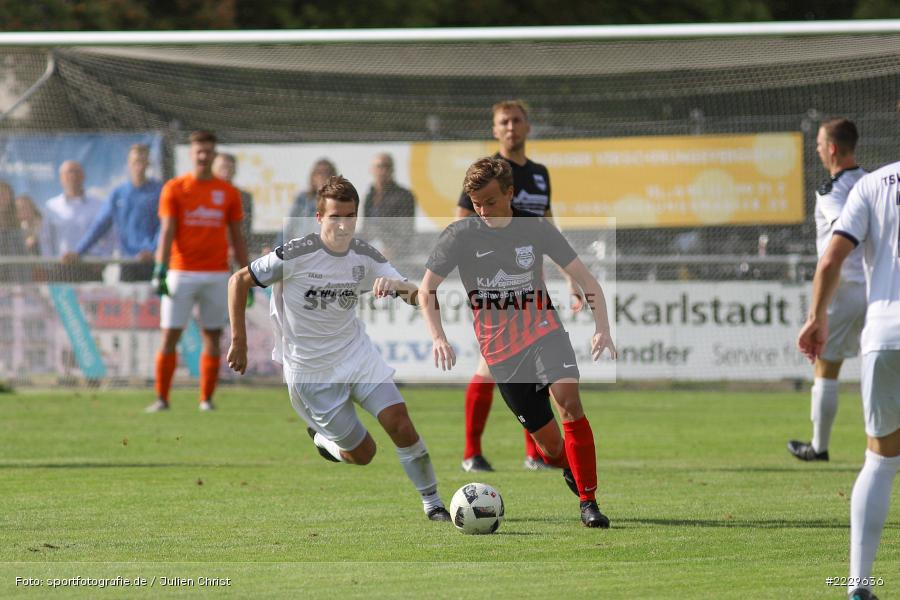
[869,428,900,458]
[347,437,377,465]
[387,417,418,447]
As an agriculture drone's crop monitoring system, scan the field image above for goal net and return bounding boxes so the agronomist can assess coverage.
[2,25,898,384]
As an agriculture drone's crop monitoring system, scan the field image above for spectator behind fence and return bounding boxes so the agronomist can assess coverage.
[0,181,28,282]
[62,144,162,281]
[273,158,337,248]
[41,160,114,282]
[15,194,41,256]
[213,152,256,255]
[0,181,26,256]
[362,152,415,260]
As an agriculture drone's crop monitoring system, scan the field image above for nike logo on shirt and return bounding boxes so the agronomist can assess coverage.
[475,250,494,258]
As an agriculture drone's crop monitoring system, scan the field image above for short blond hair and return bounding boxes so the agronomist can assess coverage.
[492,99,529,120]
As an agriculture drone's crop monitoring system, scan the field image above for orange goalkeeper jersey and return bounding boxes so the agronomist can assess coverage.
[159,173,243,272]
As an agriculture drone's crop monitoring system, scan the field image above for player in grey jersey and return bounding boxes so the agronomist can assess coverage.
[226,176,451,522]
[789,118,867,462]
[798,156,900,600]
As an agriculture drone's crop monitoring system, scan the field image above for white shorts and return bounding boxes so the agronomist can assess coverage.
[821,281,867,362]
[160,270,229,330]
[860,350,900,438]
[286,342,399,450]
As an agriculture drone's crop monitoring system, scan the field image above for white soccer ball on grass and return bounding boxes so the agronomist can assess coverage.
[449,482,504,534]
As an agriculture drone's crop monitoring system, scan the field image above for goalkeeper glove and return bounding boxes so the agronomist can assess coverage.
[246,288,255,308]
[151,263,169,296]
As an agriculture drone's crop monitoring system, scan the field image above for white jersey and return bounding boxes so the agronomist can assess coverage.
[249,233,404,374]
[833,162,900,353]
[815,167,867,284]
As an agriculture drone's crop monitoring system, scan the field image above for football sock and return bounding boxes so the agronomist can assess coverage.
[199,353,220,403]
[524,428,540,459]
[395,437,442,511]
[313,432,346,462]
[811,377,839,453]
[421,491,444,513]
[463,375,494,459]
[154,352,177,402]
[849,450,900,593]
[563,417,598,502]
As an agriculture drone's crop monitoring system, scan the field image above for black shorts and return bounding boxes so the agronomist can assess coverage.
[490,330,580,433]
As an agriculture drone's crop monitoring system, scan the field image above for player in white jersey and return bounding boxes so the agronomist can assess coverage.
[226,176,451,522]
[789,118,868,461]
[798,158,900,600]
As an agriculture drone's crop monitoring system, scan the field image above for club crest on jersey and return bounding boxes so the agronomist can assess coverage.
[533,174,547,192]
[515,245,535,269]
[211,190,225,205]
[352,265,366,282]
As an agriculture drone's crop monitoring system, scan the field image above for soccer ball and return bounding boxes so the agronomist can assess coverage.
[449,482,504,534]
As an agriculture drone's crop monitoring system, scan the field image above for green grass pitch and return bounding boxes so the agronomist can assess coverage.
[1,386,896,599]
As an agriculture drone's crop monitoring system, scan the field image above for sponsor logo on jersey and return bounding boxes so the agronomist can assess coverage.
[533,173,547,192]
[302,272,323,279]
[476,269,533,289]
[212,190,225,205]
[515,245,535,269]
[512,190,549,212]
[183,206,225,227]
[475,250,494,258]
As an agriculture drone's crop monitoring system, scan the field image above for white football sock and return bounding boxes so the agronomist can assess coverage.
[811,377,839,453]
[395,437,442,512]
[313,432,345,462]
[849,450,900,593]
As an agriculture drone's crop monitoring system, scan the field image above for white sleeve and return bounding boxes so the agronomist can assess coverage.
[249,249,285,288]
[816,192,845,228]
[833,183,870,246]
[371,257,406,282]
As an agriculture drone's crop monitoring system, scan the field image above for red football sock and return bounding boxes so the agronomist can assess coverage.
[563,417,598,502]
[463,375,494,459]
[154,352,177,403]
[524,428,540,459]
[199,353,220,403]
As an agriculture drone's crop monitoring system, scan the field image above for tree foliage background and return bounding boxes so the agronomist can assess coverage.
[0,0,898,31]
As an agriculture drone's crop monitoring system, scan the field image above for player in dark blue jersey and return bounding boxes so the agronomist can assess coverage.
[422,156,617,528]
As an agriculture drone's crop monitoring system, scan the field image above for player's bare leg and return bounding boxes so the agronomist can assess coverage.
[789,358,842,461]
[148,327,183,412]
[198,328,222,410]
[849,427,900,599]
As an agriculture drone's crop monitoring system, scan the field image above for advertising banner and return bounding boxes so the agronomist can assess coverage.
[180,132,803,234]
[409,133,804,229]
[0,281,855,384]
[0,133,164,212]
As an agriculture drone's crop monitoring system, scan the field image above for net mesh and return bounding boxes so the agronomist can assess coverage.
[0,31,897,383]
[4,35,900,265]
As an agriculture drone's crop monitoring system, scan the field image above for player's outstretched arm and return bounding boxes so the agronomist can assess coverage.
[226,267,256,375]
[797,234,855,362]
[561,257,617,360]
[372,277,420,306]
[419,269,456,371]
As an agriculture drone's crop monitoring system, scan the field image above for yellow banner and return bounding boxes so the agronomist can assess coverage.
[410,133,804,228]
